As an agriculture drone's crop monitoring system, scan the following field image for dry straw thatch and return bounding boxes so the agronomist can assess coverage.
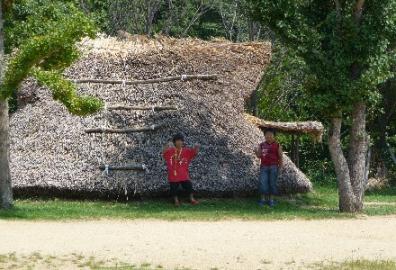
[245,114,324,142]
[10,35,313,199]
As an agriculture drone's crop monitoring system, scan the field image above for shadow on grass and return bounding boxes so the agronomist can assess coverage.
[365,186,396,196]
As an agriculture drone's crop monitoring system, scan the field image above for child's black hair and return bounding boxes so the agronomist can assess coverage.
[263,128,276,135]
[172,133,185,144]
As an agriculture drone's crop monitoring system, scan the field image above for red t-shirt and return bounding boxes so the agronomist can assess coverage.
[260,141,280,166]
[163,147,198,182]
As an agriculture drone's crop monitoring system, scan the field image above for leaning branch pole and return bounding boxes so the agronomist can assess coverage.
[99,164,146,171]
[72,74,218,85]
[107,105,178,111]
[85,124,163,134]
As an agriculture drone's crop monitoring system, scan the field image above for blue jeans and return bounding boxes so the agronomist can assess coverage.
[259,165,278,195]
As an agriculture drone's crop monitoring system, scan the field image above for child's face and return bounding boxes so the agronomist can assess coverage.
[174,139,184,148]
[265,131,275,142]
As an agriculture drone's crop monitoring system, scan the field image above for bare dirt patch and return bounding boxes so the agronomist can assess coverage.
[1,216,396,269]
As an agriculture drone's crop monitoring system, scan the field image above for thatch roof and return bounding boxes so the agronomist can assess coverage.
[245,114,324,142]
[10,35,312,198]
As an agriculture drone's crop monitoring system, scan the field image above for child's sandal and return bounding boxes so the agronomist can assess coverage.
[190,199,199,205]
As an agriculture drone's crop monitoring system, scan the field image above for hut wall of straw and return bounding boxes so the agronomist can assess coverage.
[10,36,312,198]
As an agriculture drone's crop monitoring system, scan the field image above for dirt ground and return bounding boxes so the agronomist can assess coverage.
[1,216,396,269]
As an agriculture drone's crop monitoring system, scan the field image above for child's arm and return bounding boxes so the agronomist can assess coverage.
[254,144,261,158]
[278,144,284,168]
[163,142,174,155]
[190,144,200,159]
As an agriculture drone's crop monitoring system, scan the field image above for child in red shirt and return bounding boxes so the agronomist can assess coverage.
[254,128,283,207]
[163,133,200,206]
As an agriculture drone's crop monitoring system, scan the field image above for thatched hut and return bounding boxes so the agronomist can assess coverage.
[10,35,314,199]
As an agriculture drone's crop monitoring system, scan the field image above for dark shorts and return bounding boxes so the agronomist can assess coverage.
[169,180,193,197]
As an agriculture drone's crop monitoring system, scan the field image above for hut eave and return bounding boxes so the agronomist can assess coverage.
[245,113,324,142]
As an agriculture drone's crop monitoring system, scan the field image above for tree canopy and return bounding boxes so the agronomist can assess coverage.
[1,0,103,115]
[250,0,396,116]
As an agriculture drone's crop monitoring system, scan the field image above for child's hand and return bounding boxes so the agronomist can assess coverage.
[163,142,174,152]
[254,146,261,158]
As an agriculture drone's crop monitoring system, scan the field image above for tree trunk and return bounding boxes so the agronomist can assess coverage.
[347,102,367,211]
[0,1,4,78]
[328,117,358,212]
[0,1,13,209]
[364,145,371,189]
[0,100,13,209]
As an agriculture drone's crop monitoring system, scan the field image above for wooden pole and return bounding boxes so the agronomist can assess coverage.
[290,135,300,168]
[99,164,146,171]
[107,105,178,111]
[295,135,300,168]
[85,124,163,134]
[72,74,217,85]
[291,135,296,164]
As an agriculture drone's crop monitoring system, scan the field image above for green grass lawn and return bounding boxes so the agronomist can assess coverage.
[0,184,395,221]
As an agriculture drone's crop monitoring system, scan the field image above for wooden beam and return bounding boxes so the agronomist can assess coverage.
[99,164,146,171]
[107,105,178,111]
[72,74,217,85]
[245,113,324,142]
[85,124,163,134]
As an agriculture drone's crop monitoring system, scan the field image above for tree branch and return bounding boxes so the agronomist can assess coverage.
[79,0,89,14]
[182,4,209,37]
[355,0,365,21]
[334,0,341,18]
[1,0,14,13]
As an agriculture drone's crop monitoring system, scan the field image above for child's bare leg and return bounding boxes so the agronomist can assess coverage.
[173,196,181,206]
[189,193,199,205]
[181,181,198,204]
